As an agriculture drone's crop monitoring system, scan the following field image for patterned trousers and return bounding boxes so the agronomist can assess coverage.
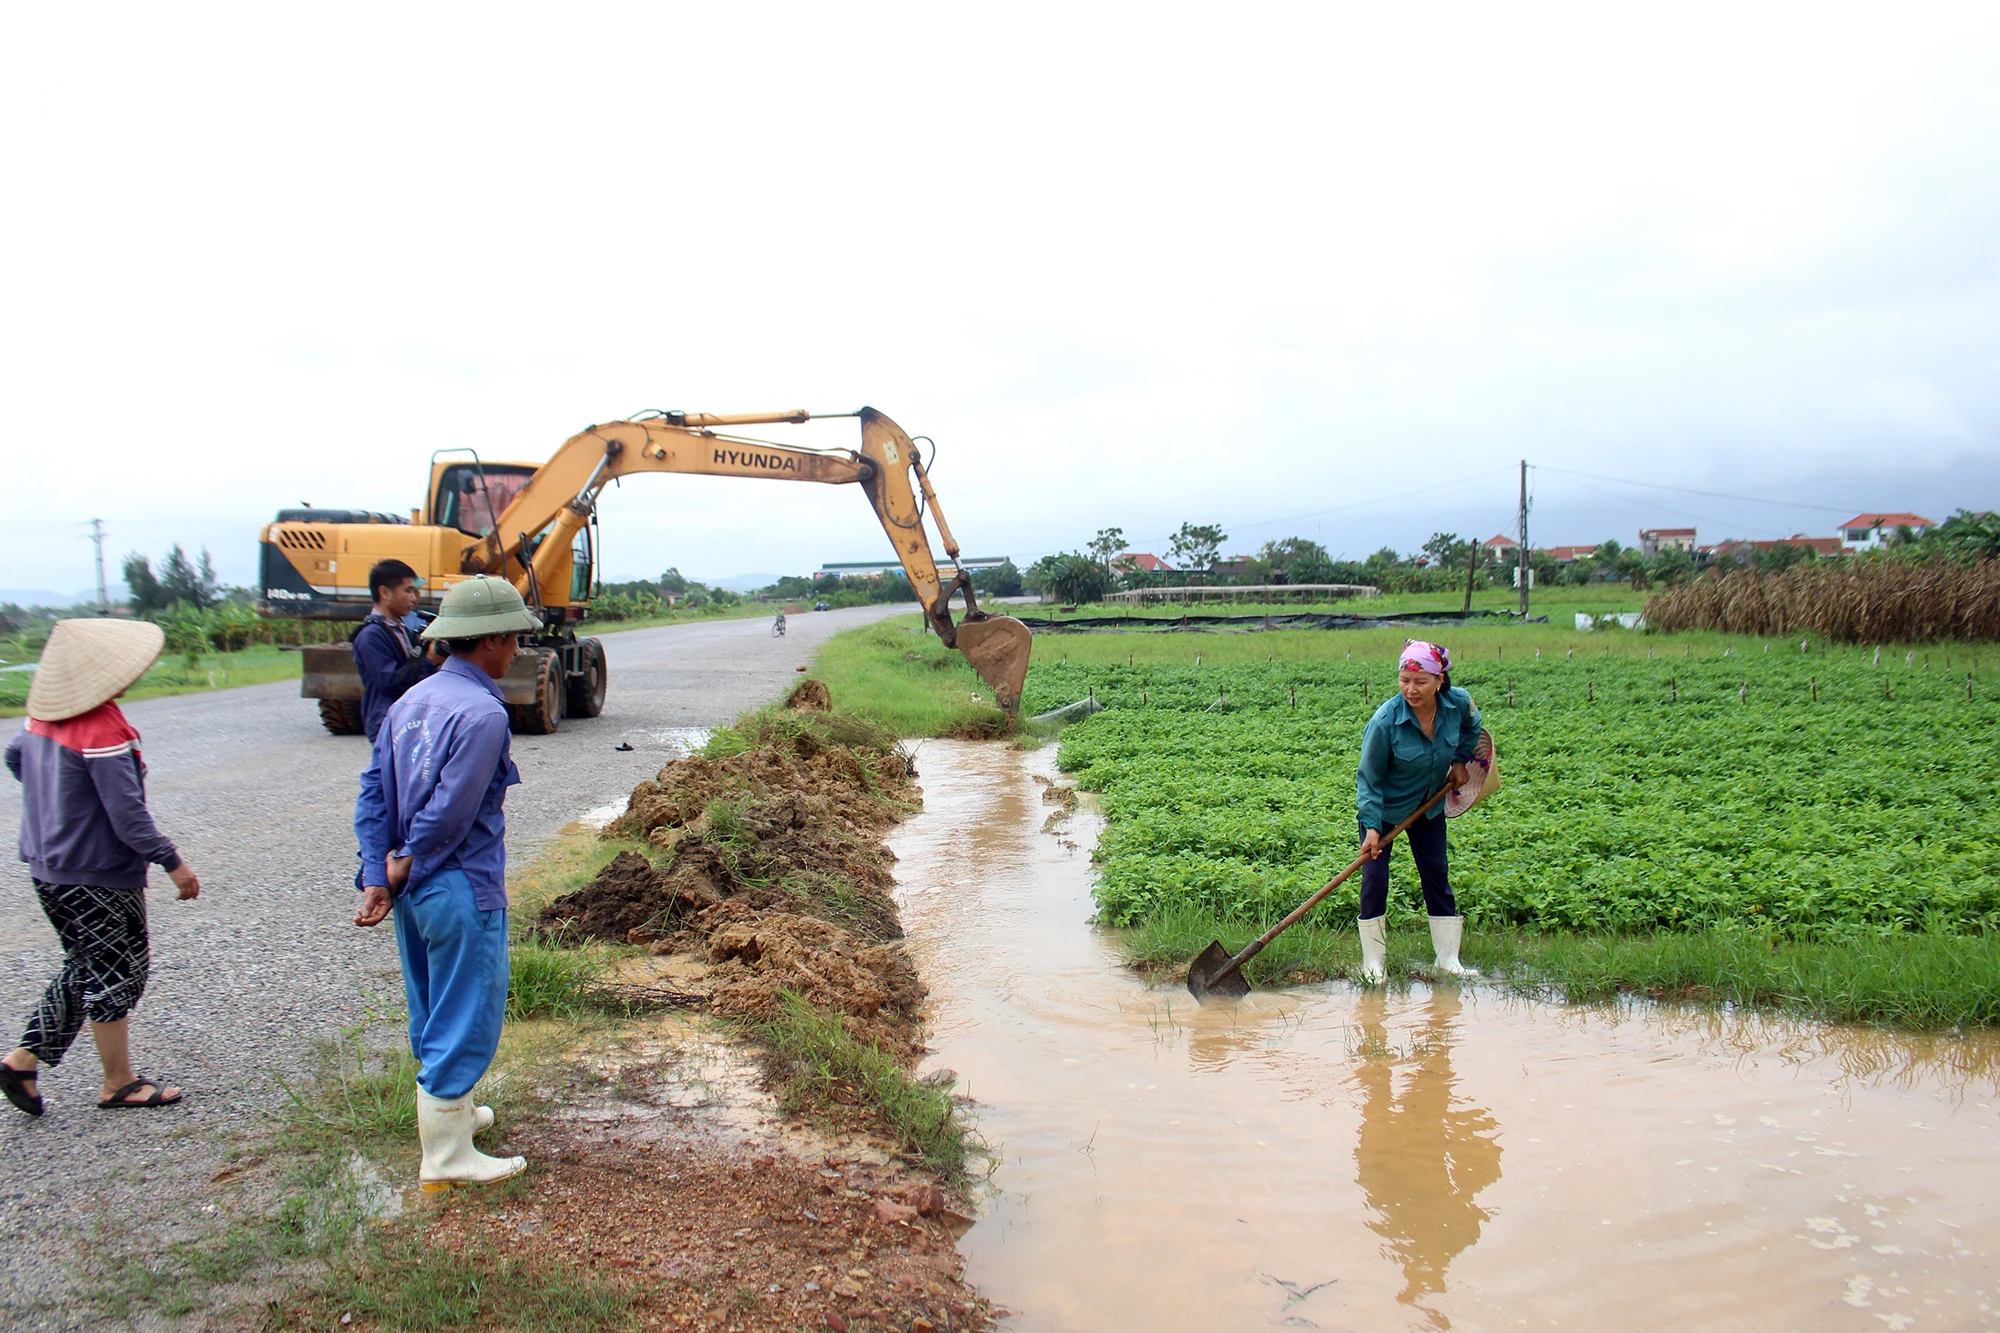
[21,879,150,1066]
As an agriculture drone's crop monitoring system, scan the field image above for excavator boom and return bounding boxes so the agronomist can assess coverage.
[261,405,1031,726]
[482,407,1030,710]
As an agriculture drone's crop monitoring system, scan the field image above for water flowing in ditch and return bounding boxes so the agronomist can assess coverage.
[889,740,2000,1332]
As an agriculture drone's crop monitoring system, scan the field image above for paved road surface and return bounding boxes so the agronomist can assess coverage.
[0,604,917,1327]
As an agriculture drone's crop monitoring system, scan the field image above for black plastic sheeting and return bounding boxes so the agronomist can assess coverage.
[1017,610,1550,633]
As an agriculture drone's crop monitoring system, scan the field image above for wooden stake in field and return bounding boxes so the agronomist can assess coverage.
[1508,689,1515,706]
[1671,676,1678,702]
[1587,681,1594,702]
[1739,681,1747,703]
[1811,677,1818,702]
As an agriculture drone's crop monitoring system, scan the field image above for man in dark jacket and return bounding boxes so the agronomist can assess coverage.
[355,559,444,741]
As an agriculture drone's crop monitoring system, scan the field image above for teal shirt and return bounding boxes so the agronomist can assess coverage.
[1356,687,1482,828]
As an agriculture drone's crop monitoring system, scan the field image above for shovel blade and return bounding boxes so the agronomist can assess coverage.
[1186,939,1252,1002]
[955,616,1032,712]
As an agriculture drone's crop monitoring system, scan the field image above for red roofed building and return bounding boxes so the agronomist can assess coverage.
[1482,534,1520,553]
[1638,527,1697,557]
[1702,534,1846,562]
[1837,513,1938,550]
[1112,552,1171,573]
[1542,545,1597,563]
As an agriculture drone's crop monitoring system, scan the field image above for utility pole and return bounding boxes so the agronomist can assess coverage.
[1463,536,1478,614]
[87,518,109,615]
[1516,460,1530,619]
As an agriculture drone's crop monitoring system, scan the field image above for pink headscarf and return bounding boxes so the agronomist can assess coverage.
[1400,639,1450,677]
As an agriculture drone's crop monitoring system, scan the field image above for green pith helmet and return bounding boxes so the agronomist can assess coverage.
[420,576,543,641]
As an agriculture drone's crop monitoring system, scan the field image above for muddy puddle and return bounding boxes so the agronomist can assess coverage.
[890,741,2000,1332]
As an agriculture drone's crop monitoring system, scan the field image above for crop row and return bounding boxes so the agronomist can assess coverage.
[1028,655,2000,939]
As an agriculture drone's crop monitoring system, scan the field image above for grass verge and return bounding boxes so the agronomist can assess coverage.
[1122,906,2000,1029]
[0,644,307,717]
[755,990,984,1178]
[799,616,1011,736]
[81,829,664,1328]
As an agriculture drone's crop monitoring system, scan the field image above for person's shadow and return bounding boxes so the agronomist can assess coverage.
[1352,987,1503,1326]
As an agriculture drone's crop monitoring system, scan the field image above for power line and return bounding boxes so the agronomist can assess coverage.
[1534,466,1857,515]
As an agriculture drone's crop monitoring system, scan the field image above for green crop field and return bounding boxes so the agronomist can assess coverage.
[1026,640,2000,940]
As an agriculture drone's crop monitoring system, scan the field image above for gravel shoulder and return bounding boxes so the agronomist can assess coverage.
[0,605,916,1327]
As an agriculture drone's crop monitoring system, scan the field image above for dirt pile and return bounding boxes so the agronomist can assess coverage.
[537,850,722,942]
[410,1129,995,1333]
[540,710,928,1051]
[787,676,832,711]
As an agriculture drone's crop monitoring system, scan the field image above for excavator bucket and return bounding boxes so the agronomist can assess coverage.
[955,616,1032,711]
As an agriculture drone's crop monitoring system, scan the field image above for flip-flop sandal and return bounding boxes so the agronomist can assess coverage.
[1,1062,42,1117]
[97,1078,183,1110]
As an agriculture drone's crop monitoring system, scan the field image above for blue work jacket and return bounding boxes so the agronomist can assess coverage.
[354,656,519,909]
[1356,686,1482,829]
[353,613,436,742]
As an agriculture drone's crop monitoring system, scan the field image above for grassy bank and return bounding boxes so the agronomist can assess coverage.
[800,616,1012,736]
[0,600,777,719]
[1124,909,2000,1030]
[81,831,658,1328]
[0,643,307,717]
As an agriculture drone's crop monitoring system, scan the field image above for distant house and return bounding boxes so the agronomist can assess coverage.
[1540,545,1598,564]
[1638,527,1697,557]
[1210,555,1255,578]
[1837,513,1937,550]
[1113,552,1171,573]
[1701,534,1846,561]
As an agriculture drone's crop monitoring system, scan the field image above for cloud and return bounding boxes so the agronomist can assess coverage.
[2,4,1996,588]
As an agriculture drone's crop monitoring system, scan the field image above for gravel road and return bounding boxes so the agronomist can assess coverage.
[0,604,916,1327]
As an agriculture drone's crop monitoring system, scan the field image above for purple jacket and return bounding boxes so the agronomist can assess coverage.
[354,656,518,910]
[353,612,436,742]
[5,703,182,890]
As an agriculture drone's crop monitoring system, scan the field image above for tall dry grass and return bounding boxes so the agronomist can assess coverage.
[1644,559,2000,642]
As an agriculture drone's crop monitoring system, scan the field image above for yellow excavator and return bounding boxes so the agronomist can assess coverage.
[257,408,1032,734]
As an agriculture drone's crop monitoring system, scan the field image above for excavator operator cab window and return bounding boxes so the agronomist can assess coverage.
[570,526,593,603]
[434,464,537,536]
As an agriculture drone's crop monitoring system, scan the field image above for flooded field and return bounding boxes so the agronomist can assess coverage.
[890,741,2000,1332]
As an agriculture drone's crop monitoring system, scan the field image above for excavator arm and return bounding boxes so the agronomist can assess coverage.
[471,407,1031,710]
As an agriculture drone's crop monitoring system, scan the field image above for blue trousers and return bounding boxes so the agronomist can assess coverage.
[391,868,509,1100]
[1357,813,1457,921]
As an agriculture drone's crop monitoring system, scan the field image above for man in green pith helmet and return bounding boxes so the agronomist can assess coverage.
[353,575,539,1190]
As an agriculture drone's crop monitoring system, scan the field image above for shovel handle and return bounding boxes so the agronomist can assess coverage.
[1217,783,1455,980]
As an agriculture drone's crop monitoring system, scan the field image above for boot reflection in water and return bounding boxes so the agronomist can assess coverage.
[1351,989,1502,1315]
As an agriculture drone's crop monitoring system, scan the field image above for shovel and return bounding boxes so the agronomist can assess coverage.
[1185,783,1455,1002]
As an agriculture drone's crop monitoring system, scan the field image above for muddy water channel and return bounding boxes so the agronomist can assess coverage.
[889,741,2000,1332]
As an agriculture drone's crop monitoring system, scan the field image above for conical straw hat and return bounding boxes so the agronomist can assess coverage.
[27,619,166,722]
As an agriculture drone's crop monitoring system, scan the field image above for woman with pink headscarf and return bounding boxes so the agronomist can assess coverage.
[1352,640,1480,983]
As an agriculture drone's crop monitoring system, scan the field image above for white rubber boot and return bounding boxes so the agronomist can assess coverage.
[1358,917,1388,984]
[472,1105,494,1134]
[1429,916,1479,978]
[418,1088,526,1192]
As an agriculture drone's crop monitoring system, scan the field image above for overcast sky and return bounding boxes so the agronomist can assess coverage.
[4,4,1998,597]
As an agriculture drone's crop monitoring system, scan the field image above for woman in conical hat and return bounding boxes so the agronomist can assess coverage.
[1352,639,1480,984]
[2,619,202,1117]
